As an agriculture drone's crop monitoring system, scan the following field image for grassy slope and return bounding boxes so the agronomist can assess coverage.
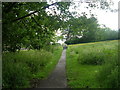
[66,40,118,88]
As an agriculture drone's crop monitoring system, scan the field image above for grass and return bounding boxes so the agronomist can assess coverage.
[66,40,118,88]
[33,46,63,79]
[2,45,62,88]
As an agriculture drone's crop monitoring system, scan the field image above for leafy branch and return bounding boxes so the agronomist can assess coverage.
[12,2,58,22]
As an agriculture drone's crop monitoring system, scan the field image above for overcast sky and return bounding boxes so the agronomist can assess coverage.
[47,0,119,30]
[94,0,119,30]
[69,0,119,30]
[47,0,119,44]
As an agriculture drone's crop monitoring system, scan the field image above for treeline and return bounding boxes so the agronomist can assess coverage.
[65,28,118,44]
[64,16,119,45]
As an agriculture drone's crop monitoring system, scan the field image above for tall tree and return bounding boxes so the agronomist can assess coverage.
[2,2,70,52]
[2,1,116,51]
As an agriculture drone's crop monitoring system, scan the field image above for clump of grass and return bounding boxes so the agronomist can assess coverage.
[78,50,105,65]
[75,51,79,54]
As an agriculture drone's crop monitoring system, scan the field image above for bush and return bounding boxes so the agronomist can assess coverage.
[78,50,105,65]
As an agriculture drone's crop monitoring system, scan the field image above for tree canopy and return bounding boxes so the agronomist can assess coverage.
[2,1,118,51]
[2,2,71,52]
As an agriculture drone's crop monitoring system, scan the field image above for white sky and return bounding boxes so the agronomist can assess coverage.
[47,0,119,30]
[69,0,119,30]
[96,9,118,30]
[95,0,119,30]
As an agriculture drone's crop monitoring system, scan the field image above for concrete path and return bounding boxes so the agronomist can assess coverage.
[37,49,67,88]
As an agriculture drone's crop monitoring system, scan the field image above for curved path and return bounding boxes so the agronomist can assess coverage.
[37,49,67,88]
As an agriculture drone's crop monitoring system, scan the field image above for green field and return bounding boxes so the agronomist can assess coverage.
[2,46,62,88]
[66,40,119,88]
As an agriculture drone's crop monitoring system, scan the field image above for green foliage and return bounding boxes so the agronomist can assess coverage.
[96,48,119,88]
[95,27,118,41]
[2,46,62,88]
[2,1,116,89]
[65,16,118,45]
[2,1,115,52]
[2,50,52,88]
[66,50,100,88]
[3,62,31,88]
[78,50,105,65]
[97,64,118,88]
[34,46,63,79]
[23,50,53,73]
[2,2,70,52]
[65,16,99,44]
[66,40,118,88]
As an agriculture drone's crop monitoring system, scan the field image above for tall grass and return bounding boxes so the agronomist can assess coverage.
[66,40,119,88]
[96,47,118,88]
[78,50,105,65]
[2,45,62,88]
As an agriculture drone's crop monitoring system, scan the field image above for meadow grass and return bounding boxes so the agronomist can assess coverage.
[66,40,118,88]
[2,45,62,88]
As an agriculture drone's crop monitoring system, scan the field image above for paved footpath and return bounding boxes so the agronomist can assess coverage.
[37,49,67,88]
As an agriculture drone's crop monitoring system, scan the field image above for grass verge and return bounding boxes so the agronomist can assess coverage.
[2,45,62,88]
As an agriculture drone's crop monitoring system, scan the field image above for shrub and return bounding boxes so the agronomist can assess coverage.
[78,50,105,65]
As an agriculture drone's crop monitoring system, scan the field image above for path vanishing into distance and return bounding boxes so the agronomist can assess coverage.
[37,49,67,88]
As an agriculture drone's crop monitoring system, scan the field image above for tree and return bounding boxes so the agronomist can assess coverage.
[2,2,71,52]
[2,1,116,51]
[95,27,118,41]
[65,16,99,44]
